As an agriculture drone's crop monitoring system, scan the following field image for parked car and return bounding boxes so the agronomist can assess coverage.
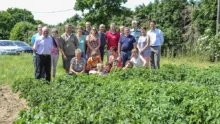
[0,40,23,55]
[12,41,33,53]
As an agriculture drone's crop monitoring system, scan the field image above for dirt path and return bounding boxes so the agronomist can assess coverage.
[0,85,28,124]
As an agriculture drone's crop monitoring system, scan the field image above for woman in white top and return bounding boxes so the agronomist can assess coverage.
[137,26,151,68]
[130,49,146,67]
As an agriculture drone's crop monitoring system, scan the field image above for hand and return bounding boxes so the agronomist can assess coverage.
[63,55,67,60]
[140,50,143,54]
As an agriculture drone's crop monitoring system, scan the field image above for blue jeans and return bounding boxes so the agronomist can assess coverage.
[121,51,131,67]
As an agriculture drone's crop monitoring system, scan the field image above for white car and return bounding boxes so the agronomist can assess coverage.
[0,40,24,55]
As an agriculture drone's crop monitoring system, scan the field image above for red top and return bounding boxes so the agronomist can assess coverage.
[109,55,122,67]
[106,31,120,50]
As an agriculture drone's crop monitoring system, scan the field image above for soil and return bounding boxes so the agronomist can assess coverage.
[0,85,29,124]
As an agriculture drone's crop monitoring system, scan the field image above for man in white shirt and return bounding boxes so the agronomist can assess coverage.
[33,26,53,81]
[147,21,164,69]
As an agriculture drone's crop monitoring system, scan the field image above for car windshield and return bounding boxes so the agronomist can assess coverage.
[0,41,15,46]
[13,41,29,46]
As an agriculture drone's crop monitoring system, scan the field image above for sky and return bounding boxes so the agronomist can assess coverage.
[0,0,153,25]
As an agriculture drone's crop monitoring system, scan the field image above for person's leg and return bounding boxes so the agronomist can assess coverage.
[154,46,161,69]
[107,50,110,62]
[65,55,74,73]
[100,49,104,61]
[121,51,127,67]
[143,56,150,68]
[35,55,41,79]
[33,56,37,77]
[53,54,59,78]
[45,55,51,82]
[51,55,54,78]
[150,47,155,69]
[127,52,131,60]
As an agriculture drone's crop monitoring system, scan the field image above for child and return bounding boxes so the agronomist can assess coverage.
[97,63,104,76]
[87,51,102,74]
[109,46,122,67]
[130,49,146,67]
[112,59,119,69]
[104,62,112,75]
[123,60,133,69]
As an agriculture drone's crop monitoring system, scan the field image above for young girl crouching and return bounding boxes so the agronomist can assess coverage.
[130,49,146,67]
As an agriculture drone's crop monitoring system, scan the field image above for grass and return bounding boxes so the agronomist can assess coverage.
[0,53,65,86]
[0,53,220,86]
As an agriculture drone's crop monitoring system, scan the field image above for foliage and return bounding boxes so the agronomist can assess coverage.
[196,28,220,61]
[12,65,220,123]
[74,0,128,27]
[10,22,35,42]
[6,8,35,25]
[0,11,15,39]
[64,14,82,26]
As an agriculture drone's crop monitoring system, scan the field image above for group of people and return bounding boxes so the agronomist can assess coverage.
[31,20,164,81]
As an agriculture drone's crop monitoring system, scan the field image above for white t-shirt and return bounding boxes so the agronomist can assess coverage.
[130,55,144,67]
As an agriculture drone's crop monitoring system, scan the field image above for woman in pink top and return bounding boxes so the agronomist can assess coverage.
[109,46,122,68]
[51,28,60,79]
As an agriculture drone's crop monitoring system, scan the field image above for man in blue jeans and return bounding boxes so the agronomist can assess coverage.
[118,27,137,67]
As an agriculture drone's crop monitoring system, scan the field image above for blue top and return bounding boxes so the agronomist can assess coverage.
[77,35,86,52]
[31,33,41,45]
[119,35,136,51]
[130,29,141,42]
[138,35,151,56]
[31,33,41,56]
[98,32,106,50]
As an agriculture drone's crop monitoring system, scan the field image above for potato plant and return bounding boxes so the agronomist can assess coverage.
[12,64,220,123]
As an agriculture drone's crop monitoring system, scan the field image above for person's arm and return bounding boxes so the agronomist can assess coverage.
[105,32,108,44]
[31,35,35,47]
[84,37,87,52]
[80,63,86,74]
[33,39,38,54]
[137,38,141,53]
[133,37,137,49]
[95,37,101,50]
[69,64,77,74]
[87,59,92,71]
[74,35,79,49]
[60,37,67,60]
[160,30,164,45]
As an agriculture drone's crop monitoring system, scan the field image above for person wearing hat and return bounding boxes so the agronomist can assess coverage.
[85,27,101,59]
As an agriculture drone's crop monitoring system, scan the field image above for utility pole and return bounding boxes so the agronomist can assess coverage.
[217,0,220,35]
[24,13,26,41]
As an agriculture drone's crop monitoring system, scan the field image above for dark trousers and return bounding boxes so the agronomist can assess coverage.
[35,54,51,82]
[121,51,131,67]
[33,56,45,78]
[100,48,104,61]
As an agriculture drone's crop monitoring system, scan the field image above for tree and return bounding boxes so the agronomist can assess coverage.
[6,8,35,25]
[74,0,128,27]
[10,22,35,42]
[64,14,82,26]
[0,11,14,39]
